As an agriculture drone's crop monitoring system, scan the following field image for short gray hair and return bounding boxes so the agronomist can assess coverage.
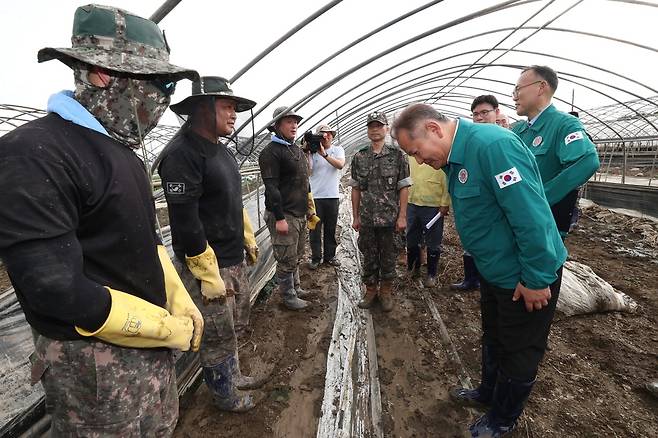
[391,103,447,140]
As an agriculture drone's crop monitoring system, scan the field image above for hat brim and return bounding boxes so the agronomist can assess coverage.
[267,114,303,132]
[170,93,257,115]
[38,47,198,82]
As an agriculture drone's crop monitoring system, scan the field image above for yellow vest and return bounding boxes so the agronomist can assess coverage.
[408,157,451,207]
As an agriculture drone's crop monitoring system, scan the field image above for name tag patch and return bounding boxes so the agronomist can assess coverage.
[495,167,522,189]
[565,131,584,145]
[166,182,186,194]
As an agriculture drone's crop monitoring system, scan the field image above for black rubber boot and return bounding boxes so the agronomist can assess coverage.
[450,254,480,291]
[406,246,421,278]
[468,371,535,437]
[424,249,440,287]
[203,355,255,412]
[450,344,498,407]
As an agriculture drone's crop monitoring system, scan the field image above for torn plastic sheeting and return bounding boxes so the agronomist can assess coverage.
[316,188,383,438]
[557,260,638,317]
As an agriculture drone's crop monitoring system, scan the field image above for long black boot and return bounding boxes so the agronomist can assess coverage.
[406,246,421,278]
[450,254,480,291]
[203,355,255,412]
[450,344,498,407]
[424,249,440,287]
[469,371,535,437]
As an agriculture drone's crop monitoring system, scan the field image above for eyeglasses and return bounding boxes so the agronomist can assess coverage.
[512,80,543,98]
[151,79,177,97]
[472,109,494,118]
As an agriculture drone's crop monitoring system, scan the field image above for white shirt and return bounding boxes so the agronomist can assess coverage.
[309,144,345,199]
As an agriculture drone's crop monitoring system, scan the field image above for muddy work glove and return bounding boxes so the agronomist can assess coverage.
[243,209,259,265]
[76,287,195,351]
[157,245,204,351]
[307,192,321,230]
[185,243,227,304]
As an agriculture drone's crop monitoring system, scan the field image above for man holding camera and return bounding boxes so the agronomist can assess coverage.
[307,124,345,269]
[350,112,411,312]
[259,106,318,310]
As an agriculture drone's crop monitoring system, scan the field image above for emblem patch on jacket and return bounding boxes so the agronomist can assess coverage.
[495,167,522,189]
[565,131,584,145]
[166,182,186,194]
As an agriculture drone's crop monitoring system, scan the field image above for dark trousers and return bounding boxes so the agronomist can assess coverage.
[310,198,339,262]
[480,267,563,381]
[406,203,445,251]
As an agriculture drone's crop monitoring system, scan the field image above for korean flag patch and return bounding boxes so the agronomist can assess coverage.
[564,131,584,145]
[166,182,186,194]
[495,167,522,189]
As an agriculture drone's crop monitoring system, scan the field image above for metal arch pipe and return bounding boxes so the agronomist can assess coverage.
[228,0,449,141]
[296,28,658,135]
[229,0,344,83]
[320,63,624,144]
[332,65,626,148]
[149,0,184,23]
[232,0,530,165]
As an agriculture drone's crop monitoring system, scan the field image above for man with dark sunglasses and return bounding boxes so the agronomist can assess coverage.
[0,4,200,435]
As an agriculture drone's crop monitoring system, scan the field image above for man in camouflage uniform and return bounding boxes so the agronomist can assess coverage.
[350,111,412,312]
[0,5,201,435]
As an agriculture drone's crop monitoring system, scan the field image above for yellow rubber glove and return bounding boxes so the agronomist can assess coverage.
[307,192,321,230]
[185,243,227,304]
[157,245,204,352]
[243,209,259,265]
[76,287,194,351]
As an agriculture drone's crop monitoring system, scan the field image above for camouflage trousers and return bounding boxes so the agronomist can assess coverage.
[358,226,398,285]
[265,211,306,275]
[229,261,252,338]
[30,331,177,437]
[174,258,238,367]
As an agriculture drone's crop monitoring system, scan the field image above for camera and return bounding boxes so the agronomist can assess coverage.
[303,131,323,153]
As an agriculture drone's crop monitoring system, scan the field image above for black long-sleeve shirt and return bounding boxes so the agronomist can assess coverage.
[158,129,245,267]
[258,139,310,220]
[0,114,166,340]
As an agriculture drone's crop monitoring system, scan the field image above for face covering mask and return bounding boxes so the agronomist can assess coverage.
[74,66,174,147]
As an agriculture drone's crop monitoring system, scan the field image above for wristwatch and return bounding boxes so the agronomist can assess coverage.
[322,153,329,158]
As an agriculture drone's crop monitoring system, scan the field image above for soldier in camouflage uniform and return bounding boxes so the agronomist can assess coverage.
[349,112,412,312]
[0,5,201,436]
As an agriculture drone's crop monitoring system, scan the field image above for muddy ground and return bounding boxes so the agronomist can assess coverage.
[174,202,657,437]
[1,203,656,437]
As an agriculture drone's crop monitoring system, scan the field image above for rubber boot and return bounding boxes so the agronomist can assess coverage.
[234,350,266,390]
[293,267,311,298]
[424,249,440,288]
[450,255,480,291]
[406,246,421,279]
[358,283,378,309]
[203,355,255,412]
[379,280,394,312]
[279,272,309,310]
[468,371,535,437]
[450,344,498,407]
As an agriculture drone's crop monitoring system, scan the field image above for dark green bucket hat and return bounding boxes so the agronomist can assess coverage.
[37,4,197,81]
[170,76,257,115]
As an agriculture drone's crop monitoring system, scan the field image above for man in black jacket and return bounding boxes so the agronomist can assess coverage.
[158,76,262,412]
[0,5,201,435]
[259,106,318,310]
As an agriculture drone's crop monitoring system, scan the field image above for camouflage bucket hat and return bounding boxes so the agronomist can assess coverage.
[267,106,303,132]
[37,4,197,81]
[170,76,257,115]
